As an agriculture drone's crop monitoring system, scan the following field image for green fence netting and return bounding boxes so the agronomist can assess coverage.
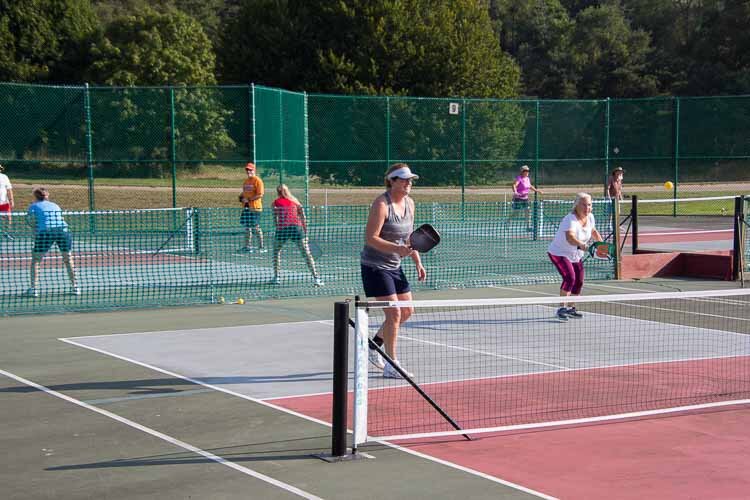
[3,83,750,211]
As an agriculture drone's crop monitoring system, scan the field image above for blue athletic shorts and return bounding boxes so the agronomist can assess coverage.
[361,265,410,298]
[33,227,72,253]
[240,208,261,228]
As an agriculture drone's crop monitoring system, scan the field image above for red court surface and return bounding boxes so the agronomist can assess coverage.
[270,395,750,499]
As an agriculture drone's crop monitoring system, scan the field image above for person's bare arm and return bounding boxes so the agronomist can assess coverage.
[364,197,412,257]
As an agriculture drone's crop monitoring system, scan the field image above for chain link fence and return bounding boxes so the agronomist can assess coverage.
[2,83,750,211]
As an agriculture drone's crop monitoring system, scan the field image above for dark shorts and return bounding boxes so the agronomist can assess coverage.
[33,227,72,253]
[240,208,261,228]
[361,265,410,298]
[275,225,304,244]
[512,197,529,210]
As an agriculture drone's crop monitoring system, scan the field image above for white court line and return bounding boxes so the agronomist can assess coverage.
[377,441,558,500]
[375,398,750,441]
[63,319,332,340]
[399,334,570,370]
[0,367,322,500]
[638,229,732,236]
[59,337,334,429]
[61,327,551,498]
[589,283,750,307]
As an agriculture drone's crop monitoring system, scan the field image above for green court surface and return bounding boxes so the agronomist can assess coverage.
[1,277,747,500]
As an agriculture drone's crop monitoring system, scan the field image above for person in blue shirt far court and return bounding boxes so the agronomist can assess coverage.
[26,187,79,297]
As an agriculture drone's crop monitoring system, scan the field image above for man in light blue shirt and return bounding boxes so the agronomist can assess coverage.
[26,187,79,297]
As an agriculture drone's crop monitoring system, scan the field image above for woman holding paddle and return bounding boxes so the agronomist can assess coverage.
[548,192,602,321]
[361,163,426,379]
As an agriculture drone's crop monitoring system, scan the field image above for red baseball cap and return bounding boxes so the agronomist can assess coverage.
[245,162,256,171]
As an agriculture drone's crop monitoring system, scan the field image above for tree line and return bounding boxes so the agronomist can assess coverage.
[1,0,748,99]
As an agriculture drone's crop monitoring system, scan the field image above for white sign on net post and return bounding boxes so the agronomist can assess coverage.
[352,307,369,447]
[448,102,460,115]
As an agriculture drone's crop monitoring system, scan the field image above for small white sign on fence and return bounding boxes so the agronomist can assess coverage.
[448,102,460,115]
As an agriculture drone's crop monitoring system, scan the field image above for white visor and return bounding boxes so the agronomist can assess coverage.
[388,166,419,180]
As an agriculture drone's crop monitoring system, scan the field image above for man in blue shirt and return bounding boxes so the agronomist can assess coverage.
[26,187,79,297]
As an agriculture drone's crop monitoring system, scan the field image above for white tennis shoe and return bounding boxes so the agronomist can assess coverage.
[383,360,414,379]
[368,349,385,370]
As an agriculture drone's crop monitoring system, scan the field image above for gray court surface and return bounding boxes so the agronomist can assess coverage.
[64,320,342,400]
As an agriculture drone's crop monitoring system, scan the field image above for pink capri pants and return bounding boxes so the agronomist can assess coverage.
[548,253,584,295]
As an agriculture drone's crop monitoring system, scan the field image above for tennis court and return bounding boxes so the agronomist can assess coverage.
[2,278,749,499]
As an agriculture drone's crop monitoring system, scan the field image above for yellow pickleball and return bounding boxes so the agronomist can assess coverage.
[236,298,245,305]
[663,181,674,191]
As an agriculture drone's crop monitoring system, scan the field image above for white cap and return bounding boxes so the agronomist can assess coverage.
[388,166,419,180]
[520,165,530,171]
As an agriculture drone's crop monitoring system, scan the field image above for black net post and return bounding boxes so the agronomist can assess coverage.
[631,195,639,254]
[331,300,350,457]
[733,196,744,281]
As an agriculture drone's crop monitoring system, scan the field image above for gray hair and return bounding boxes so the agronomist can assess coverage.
[573,192,592,211]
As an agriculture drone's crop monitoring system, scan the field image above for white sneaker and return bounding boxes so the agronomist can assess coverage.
[26,287,39,298]
[270,276,280,285]
[71,285,81,296]
[257,248,268,254]
[383,360,414,379]
[368,349,385,370]
[313,277,324,287]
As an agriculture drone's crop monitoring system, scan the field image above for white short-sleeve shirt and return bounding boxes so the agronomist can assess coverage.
[548,212,595,262]
[0,173,12,204]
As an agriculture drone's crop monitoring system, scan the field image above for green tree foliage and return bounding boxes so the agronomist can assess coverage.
[569,4,658,97]
[0,0,96,82]
[219,0,520,99]
[490,0,576,97]
[86,7,216,85]
[221,0,524,186]
[621,0,717,94]
[84,8,234,175]
[686,0,750,94]
[91,0,228,48]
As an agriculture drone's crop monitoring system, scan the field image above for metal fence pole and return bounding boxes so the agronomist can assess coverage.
[604,97,611,197]
[304,91,310,208]
[278,88,284,186]
[170,87,177,208]
[461,98,467,219]
[672,97,680,216]
[83,83,95,212]
[386,95,391,171]
[251,83,257,167]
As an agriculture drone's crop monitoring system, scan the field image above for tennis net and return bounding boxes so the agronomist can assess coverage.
[1,206,194,255]
[343,289,750,444]
[619,195,744,254]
